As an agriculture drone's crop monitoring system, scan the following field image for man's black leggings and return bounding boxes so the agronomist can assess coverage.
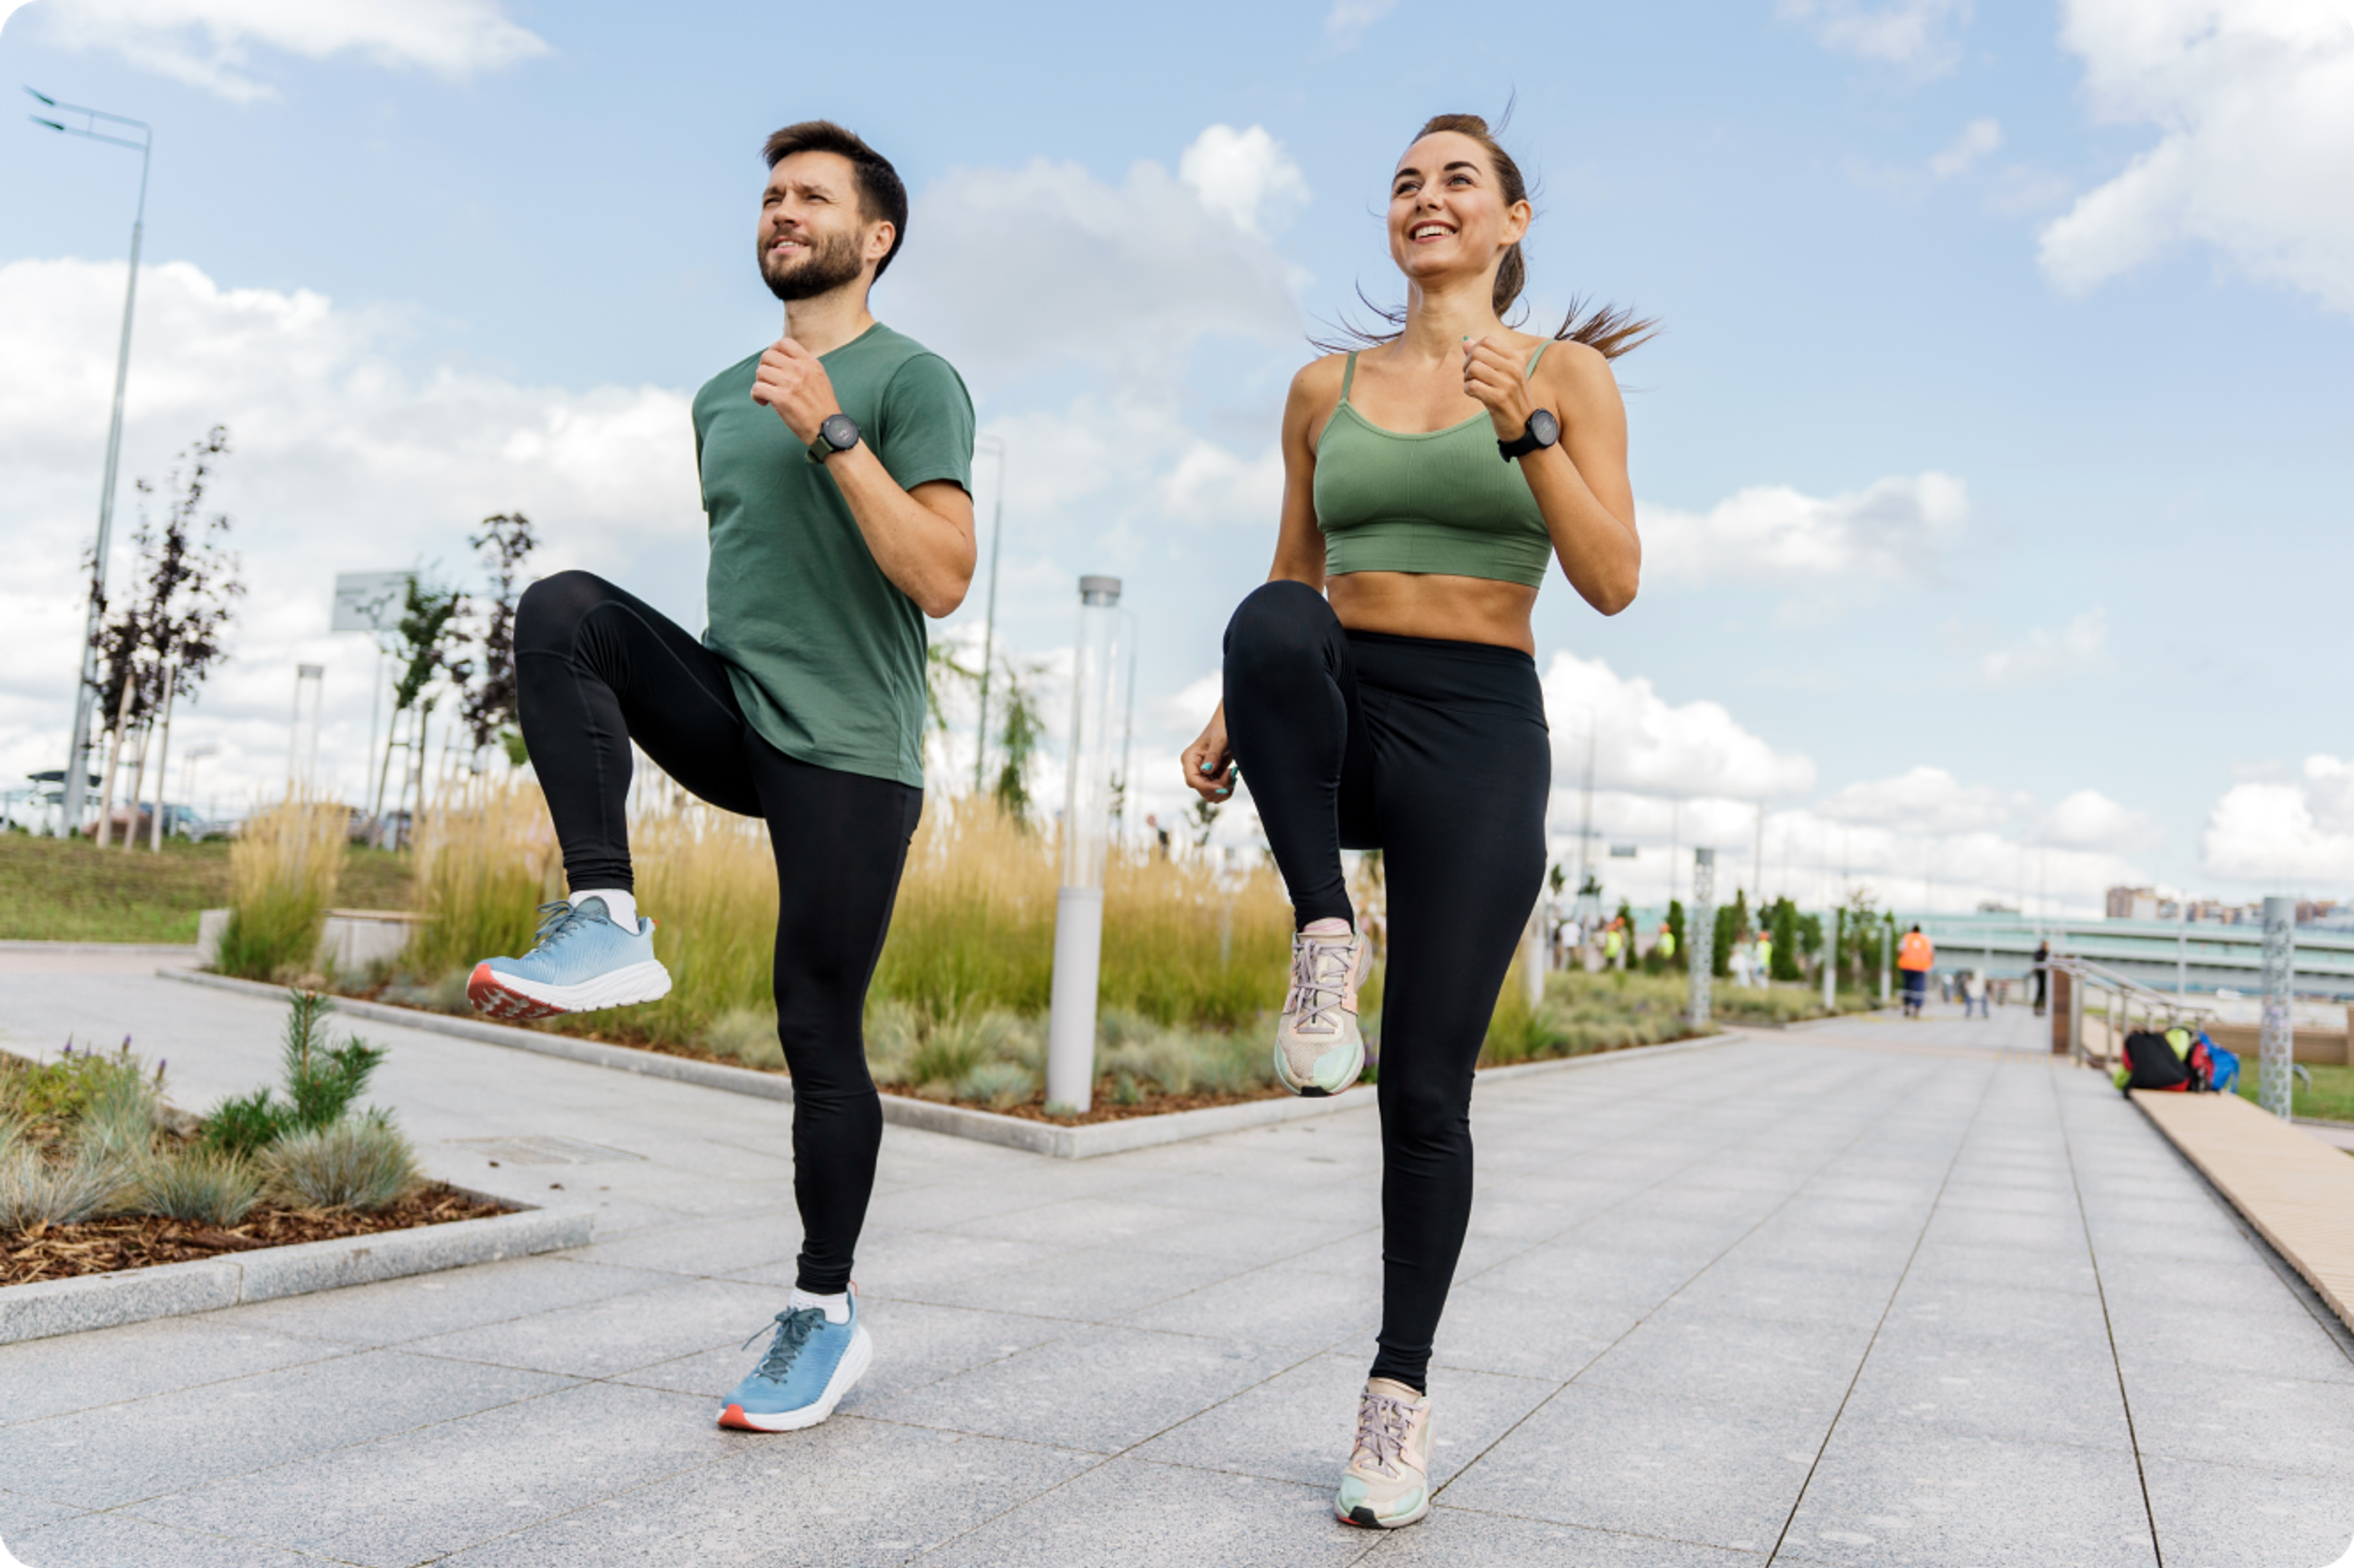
[1223,581,1550,1393]
[516,571,922,1296]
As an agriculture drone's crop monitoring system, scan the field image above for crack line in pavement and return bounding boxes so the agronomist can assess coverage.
[2055,1062,2166,1567]
[1759,1045,2005,1566]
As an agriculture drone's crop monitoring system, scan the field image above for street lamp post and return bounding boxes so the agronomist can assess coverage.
[28,89,151,840]
[1045,576,1122,1114]
[970,436,1007,796]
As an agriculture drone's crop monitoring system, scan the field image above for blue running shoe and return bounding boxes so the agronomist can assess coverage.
[718,1296,873,1432]
[467,897,671,1022]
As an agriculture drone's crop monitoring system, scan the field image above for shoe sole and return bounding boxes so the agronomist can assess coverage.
[716,1325,872,1433]
[468,959,672,1021]
[1337,1488,1430,1529]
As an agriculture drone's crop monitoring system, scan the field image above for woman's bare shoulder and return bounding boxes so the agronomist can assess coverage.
[1539,338,1621,405]
[1290,351,1352,401]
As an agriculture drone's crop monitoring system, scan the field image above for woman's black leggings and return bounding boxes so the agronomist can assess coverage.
[516,571,922,1296]
[1223,581,1550,1392]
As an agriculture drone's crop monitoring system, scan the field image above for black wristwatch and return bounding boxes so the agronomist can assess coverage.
[806,413,861,465]
[1498,409,1560,462]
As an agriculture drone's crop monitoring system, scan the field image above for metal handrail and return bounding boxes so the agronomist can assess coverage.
[2049,953,2219,1068]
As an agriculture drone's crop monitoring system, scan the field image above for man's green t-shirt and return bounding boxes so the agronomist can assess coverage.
[694,323,974,790]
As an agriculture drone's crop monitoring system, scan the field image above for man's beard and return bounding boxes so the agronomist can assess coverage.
[761,228,865,302]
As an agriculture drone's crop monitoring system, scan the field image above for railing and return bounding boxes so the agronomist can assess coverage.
[2050,954,2220,1069]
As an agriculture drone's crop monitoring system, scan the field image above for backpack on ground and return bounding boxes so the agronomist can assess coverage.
[2128,1026,2193,1087]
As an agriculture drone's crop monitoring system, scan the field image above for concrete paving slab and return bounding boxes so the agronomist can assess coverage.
[2139,1455,2354,1568]
[1779,1423,2158,1566]
[923,1458,1368,1568]
[863,1323,1303,1453]
[908,1239,1255,1323]
[1411,1282,1633,1380]
[1435,1382,1830,1551]
[0,1488,82,1539]
[0,1349,574,1508]
[4,1511,321,1566]
[400,1274,783,1379]
[2119,1364,2354,1477]
[200,1254,674,1349]
[1368,1510,1768,1566]
[1130,1350,1551,1491]
[432,1419,1096,1566]
[1118,1260,1376,1349]
[0,1314,340,1425]
[135,1379,729,1566]
[1574,1307,1877,1418]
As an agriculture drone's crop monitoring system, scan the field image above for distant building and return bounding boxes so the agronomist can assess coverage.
[2106,886,2160,921]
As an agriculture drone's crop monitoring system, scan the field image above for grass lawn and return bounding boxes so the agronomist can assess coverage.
[2238,1059,2354,1125]
[0,832,413,943]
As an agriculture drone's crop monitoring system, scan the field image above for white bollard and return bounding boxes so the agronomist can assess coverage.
[1823,923,1837,1013]
[1045,576,1122,1114]
[1687,848,1714,1030]
[2259,895,2295,1119]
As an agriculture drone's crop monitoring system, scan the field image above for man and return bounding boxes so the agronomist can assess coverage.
[467,121,976,1433]
[2032,938,2051,1016]
[1898,924,1934,1019]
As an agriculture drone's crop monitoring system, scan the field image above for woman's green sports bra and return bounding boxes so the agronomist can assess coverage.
[1313,344,1554,589]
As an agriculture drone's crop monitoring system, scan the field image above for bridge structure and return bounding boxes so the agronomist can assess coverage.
[1892,909,2354,1000]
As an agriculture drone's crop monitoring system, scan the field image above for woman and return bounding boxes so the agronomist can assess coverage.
[1181,113,1649,1530]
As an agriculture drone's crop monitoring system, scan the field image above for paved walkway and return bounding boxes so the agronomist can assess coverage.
[2,973,2350,1567]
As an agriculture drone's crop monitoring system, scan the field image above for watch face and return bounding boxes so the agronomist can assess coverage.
[1529,409,1561,447]
[820,413,860,451]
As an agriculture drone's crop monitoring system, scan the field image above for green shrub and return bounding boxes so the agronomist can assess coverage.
[1,1039,151,1128]
[954,1060,1037,1109]
[134,1146,262,1226]
[199,992,389,1157]
[261,1115,419,1211]
[78,1064,160,1163]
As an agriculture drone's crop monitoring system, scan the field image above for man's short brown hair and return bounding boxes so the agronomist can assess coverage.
[763,121,909,280]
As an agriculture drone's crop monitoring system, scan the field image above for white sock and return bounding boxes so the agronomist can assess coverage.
[570,889,638,930]
[788,1287,851,1325]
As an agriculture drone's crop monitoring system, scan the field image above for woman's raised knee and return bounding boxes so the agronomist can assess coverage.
[517,570,618,653]
[1224,580,1336,680]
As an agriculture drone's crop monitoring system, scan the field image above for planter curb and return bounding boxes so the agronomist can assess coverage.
[0,1201,594,1345]
[156,967,1737,1160]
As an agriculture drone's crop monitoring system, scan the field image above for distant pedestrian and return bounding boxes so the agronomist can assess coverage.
[1898,924,1933,1018]
[1145,813,1172,859]
[2032,940,2050,1016]
[1753,931,1773,987]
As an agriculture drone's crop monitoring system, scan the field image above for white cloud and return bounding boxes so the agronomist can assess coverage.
[1978,607,2108,688]
[27,0,547,101]
[1779,0,1973,72]
[1542,651,1818,802]
[2040,0,2354,316]
[1324,0,1396,48]
[0,256,699,812]
[1159,439,1283,527]
[1818,764,2025,834]
[1639,471,1967,586]
[887,140,1304,395]
[1930,118,2002,179]
[1178,125,1311,237]
[2036,788,2163,853]
[2201,754,2354,885]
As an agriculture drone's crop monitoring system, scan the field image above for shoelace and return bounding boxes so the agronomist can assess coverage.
[1287,934,1355,1037]
[1351,1387,1415,1478]
[741,1307,827,1380]
[528,900,587,954]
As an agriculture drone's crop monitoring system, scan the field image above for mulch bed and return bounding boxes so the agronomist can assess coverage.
[1,1182,509,1288]
[880,1081,1289,1125]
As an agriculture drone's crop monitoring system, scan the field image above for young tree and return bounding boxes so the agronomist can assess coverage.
[461,512,537,766]
[1769,897,1803,981]
[987,653,1046,824]
[88,427,243,847]
[372,574,468,846]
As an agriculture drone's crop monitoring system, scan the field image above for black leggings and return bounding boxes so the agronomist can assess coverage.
[516,571,923,1296]
[1223,581,1550,1391]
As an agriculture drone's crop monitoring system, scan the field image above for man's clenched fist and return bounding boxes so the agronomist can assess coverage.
[750,338,841,443]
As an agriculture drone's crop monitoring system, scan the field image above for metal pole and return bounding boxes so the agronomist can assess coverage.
[1116,609,1138,840]
[1046,576,1121,1113]
[30,94,152,840]
[971,438,1006,797]
[2259,895,2295,1119]
[1687,847,1714,1030]
[1823,908,1837,1013]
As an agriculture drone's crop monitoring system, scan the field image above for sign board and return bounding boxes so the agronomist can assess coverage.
[1609,843,1639,859]
[332,571,412,634]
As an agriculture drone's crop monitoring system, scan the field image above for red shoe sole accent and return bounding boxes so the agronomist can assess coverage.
[467,962,567,1022]
[717,1402,760,1431]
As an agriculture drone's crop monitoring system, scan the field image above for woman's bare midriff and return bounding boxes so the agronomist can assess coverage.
[1327,570,1539,653]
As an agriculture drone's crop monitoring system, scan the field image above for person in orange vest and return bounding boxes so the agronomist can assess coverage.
[1897,924,1934,1018]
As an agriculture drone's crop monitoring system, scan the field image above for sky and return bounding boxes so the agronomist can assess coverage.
[1,0,2350,918]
